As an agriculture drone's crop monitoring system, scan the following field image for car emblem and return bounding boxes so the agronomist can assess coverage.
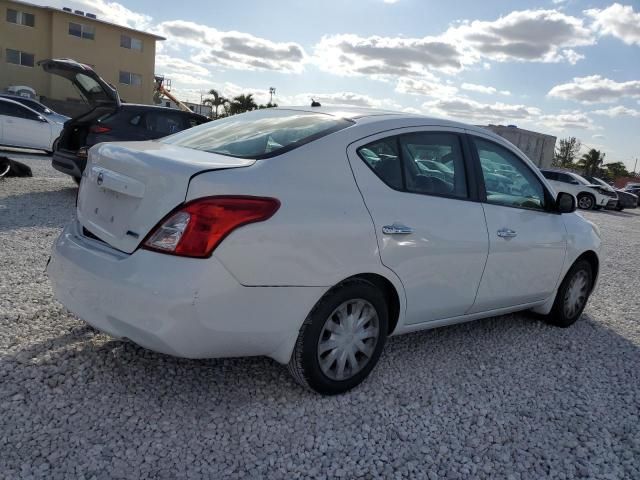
[97,172,104,186]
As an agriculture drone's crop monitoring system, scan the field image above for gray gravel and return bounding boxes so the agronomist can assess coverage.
[1,151,639,479]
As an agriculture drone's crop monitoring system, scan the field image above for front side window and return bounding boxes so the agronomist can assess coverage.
[162,109,354,159]
[6,48,34,67]
[474,137,546,210]
[69,22,95,39]
[0,101,38,120]
[399,132,467,198]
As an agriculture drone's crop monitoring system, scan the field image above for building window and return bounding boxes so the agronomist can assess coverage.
[119,71,142,86]
[69,22,95,40]
[120,34,143,51]
[6,8,35,26]
[6,48,35,67]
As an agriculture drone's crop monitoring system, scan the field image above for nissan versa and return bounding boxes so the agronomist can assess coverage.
[47,107,601,394]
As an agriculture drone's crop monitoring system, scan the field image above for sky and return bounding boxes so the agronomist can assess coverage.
[37,0,640,170]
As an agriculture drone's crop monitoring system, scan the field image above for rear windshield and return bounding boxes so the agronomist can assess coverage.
[160,109,354,159]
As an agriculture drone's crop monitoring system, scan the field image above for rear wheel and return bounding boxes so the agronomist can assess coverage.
[543,260,593,328]
[577,193,595,210]
[288,279,388,395]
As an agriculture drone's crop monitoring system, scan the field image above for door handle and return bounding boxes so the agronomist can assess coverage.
[497,228,517,239]
[382,224,414,235]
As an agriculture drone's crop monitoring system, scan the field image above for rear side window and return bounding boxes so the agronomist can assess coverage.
[541,170,557,181]
[357,138,402,190]
[400,132,467,198]
[145,112,186,135]
[161,109,354,159]
[357,131,468,199]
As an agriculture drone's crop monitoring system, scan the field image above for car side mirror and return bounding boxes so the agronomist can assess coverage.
[557,192,576,213]
[38,115,47,122]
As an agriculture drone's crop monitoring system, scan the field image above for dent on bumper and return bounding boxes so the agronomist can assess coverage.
[47,221,325,363]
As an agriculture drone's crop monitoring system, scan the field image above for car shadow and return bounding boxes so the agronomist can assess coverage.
[0,186,76,231]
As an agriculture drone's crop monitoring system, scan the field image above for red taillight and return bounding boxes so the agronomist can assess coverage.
[142,196,280,258]
[90,125,112,134]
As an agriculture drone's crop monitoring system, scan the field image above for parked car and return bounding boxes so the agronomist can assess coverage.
[583,176,637,210]
[0,97,63,152]
[624,183,640,203]
[47,107,601,395]
[0,94,70,125]
[39,58,209,183]
[540,168,617,210]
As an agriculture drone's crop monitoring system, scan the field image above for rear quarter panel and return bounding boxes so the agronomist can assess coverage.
[185,128,403,292]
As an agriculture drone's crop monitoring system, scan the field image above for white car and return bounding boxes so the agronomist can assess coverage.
[540,168,616,210]
[0,97,63,153]
[47,107,601,394]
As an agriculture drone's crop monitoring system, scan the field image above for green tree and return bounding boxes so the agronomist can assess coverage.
[553,137,582,168]
[577,149,606,177]
[603,161,629,179]
[204,89,228,119]
[258,102,278,109]
[229,94,258,115]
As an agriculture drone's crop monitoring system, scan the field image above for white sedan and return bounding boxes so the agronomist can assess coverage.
[47,107,601,394]
[540,168,616,210]
[0,97,63,152]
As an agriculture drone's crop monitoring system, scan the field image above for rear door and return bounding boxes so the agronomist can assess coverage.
[468,133,566,312]
[347,127,489,324]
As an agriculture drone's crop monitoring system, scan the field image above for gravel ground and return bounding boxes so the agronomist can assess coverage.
[1,151,639,479]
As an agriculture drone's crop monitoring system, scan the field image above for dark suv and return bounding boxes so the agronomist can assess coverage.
[39,59,209,182]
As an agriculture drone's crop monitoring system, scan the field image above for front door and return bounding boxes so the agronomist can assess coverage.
[1,102,51,149]
[468,134,567,313]
[347,128,489,324]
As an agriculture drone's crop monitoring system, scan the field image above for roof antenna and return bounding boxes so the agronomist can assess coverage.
[311,99,321,107]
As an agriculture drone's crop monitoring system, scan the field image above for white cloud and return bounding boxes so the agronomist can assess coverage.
[422,96,541,123]
[313,34,465,77]
[548,75,640,103]
[43,0,152,30]
[446,9,594,64]
[461,83,511,95]
[396,77,458,97]
[592,106,640,117]
[592,134,605,139]
[539,110,598,130]
[586,3,640,46]
[312,8,594,80]
[383,0,400,3]
[156,20,307,73]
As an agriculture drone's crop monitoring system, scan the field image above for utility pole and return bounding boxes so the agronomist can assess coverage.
[634,158,638,174]
[269,87,276,105]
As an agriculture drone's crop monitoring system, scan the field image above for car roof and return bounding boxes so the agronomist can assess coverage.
[0,94,41,104]
[273,106,506,139]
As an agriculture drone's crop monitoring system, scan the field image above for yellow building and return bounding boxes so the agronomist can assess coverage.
[0,0,164,104]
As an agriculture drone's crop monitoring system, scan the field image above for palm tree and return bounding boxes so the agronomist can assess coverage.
[577,149,605,177]
[229,94,258,115]
[204,89,228,119]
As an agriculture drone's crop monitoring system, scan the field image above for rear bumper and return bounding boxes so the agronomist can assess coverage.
[52,150,86,178]
[47,221,324,363]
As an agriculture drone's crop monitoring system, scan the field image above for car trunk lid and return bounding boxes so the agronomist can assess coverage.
[77,141,255,253]
[39,58,120,107]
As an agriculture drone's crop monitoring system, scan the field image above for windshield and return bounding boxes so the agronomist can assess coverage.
[161,109,354,159]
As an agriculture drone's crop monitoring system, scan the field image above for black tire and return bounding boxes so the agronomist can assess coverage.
[543,260,593,328]
[615,205,624,211]
[577,193,595,210]
[72,176,81,185]
[288,279,388,395]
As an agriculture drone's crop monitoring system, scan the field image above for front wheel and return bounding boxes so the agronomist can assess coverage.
[288,279,388,395]
[543,260,593,328]
[577,194,595,210]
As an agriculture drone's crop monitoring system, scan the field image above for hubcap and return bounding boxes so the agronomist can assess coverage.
[578,196,593,209]
[317,299,380,381]
[563,270,589,318]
